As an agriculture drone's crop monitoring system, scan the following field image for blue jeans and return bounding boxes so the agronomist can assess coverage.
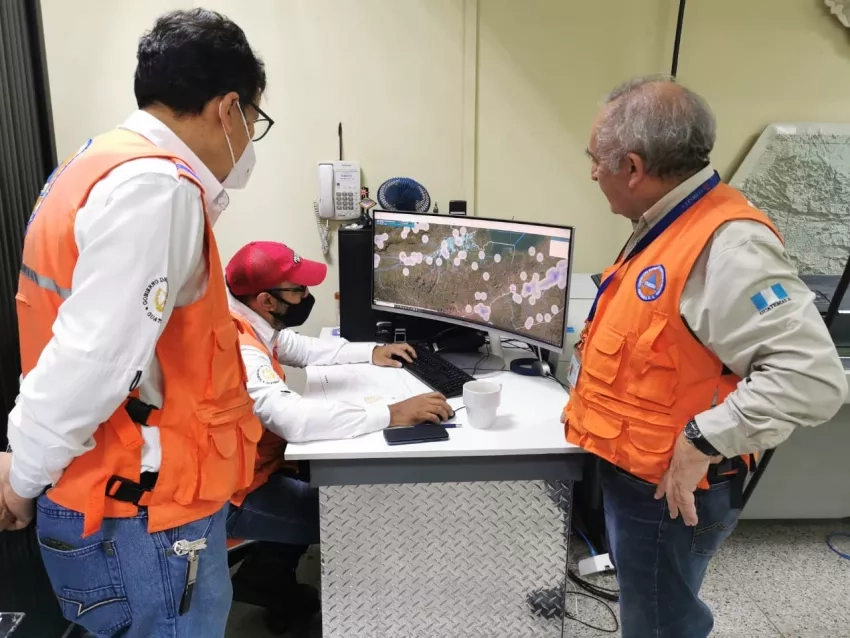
[225,470,319,546]
[35,494,231,637]
[601,461,741,638]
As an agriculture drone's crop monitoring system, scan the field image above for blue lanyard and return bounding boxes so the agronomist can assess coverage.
[586,171,721,324]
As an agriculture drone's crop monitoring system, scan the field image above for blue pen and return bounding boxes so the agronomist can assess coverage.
[444,406,465,428]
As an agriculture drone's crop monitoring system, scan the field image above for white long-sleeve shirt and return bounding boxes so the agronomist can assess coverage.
[228,296,391,443]
[624,165,848,458]
[8,110,229,499]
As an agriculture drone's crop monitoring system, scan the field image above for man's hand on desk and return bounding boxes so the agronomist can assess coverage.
[388,393,452,426]
[0,452,34,531]
[372,343,416,368]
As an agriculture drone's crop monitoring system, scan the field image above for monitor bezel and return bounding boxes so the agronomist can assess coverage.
[370,210,575,353]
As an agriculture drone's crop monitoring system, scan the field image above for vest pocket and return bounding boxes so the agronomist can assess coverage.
[195,406,259,502]
[238,414,263,487]
[582,327,626,384]
[580,407,625,460]
[624,421,678,480]
[626,313,679,407]
[208,320,245,400]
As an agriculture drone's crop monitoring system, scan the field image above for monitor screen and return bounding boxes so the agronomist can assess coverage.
[371,211,573,351]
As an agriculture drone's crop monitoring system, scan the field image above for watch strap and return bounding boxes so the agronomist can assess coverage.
[685,419,721,457]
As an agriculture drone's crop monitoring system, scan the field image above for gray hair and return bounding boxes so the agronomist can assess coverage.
[595,74,716,180]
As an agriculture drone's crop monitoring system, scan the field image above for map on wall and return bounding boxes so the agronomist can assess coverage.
[729,123,850,277]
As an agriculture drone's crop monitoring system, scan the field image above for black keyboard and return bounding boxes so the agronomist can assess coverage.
[401,343,475,398]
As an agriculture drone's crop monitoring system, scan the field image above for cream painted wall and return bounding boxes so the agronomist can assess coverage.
[207,0,467,338]
[42,0,190,156]
[39,0,850,333]
[678,0,850,178]
[475,0,677,272]
[41,0,467,337]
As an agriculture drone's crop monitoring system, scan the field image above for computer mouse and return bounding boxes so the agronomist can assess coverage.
[390,353,408,366]
[530,360,551,377]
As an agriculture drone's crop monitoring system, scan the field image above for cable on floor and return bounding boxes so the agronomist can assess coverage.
[576,528,597,556]
[562,586,620,634]
[826,532,850,560]
[568,530,620,604]
[568,569,619,603]
[556,531,620,634]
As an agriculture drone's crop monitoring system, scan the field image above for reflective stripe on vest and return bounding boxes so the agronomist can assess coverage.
[20,263,71,299]
[19,129,262,536]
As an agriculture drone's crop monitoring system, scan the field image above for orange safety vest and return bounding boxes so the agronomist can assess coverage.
[230,311,299,507]
[565,183,780,490]
[17,129,263,537]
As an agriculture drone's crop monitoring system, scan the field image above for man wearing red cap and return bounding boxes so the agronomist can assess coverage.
[223,241,452,631]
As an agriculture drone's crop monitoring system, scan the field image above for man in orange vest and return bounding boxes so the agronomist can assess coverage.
[557,76,847,637]
[0,9,272,637]
[222,241,453,632]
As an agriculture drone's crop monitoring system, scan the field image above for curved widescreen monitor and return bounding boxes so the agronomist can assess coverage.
[371,211,574,352]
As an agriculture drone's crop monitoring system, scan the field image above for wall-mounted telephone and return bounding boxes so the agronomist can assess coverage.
[317,161,361,220]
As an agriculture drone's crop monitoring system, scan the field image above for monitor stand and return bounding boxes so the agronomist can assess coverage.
[438,330,506,377]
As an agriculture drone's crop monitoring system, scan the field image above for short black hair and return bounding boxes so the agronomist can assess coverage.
[134,8,266,115]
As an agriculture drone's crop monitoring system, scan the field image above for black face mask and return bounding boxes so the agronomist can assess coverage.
[271,293,315,328]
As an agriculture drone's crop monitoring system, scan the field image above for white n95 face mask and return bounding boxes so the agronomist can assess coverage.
[220,101,256,190]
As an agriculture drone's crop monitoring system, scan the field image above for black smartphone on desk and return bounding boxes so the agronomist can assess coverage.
[384,424,449,446]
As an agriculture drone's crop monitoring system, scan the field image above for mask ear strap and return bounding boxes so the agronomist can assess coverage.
[219,100,237,166]
[236,102,251,139]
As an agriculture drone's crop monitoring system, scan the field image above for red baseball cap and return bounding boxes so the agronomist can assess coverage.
[225,241,328,296]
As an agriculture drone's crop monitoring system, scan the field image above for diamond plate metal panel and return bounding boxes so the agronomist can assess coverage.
[320,480,573,638]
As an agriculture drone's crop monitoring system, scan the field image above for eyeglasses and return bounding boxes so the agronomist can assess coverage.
[247,102,274,142]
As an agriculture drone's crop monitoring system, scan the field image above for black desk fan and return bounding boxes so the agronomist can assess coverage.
[377,177,431,213]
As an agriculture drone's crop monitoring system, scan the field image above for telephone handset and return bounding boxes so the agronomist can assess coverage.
[313,161,361,256]
[317,161,361,220]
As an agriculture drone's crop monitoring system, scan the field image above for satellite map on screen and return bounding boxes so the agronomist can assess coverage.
[372,218,570,346]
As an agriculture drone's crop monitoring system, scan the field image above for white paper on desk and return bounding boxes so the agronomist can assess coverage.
[306,365,420,406]
[304,365,462,425]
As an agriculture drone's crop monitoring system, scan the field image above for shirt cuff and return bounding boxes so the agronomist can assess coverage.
[9,454,49,499]
[364,402,391,431]
[339,341,377,365]
[693,403,749,459]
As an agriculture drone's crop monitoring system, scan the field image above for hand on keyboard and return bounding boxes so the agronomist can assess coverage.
[388,392,452,426]
[396,343,476,398]
[372,343,416,368]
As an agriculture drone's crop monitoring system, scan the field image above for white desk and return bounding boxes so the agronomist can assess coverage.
[286,357,579,461]
[288,342,585,638]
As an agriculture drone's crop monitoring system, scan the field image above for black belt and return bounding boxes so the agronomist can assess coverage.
[616,457,750,510]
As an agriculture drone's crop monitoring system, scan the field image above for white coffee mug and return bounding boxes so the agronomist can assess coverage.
[463,380,502,429]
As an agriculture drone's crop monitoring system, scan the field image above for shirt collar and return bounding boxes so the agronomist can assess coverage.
[120,110,230,224]
[228,292,279,352]
[632,164,716,235]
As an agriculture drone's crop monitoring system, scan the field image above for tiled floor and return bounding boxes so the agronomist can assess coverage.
[226,519,850,637]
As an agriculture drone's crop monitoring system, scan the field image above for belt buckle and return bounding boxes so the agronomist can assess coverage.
[105,475,148,505]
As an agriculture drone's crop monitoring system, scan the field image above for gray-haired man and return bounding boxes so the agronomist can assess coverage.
[549,76,846,637]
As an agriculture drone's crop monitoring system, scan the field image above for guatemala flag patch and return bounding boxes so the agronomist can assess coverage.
[751,283,790,315]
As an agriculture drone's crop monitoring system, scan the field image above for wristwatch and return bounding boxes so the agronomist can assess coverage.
[684,419,720,457]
